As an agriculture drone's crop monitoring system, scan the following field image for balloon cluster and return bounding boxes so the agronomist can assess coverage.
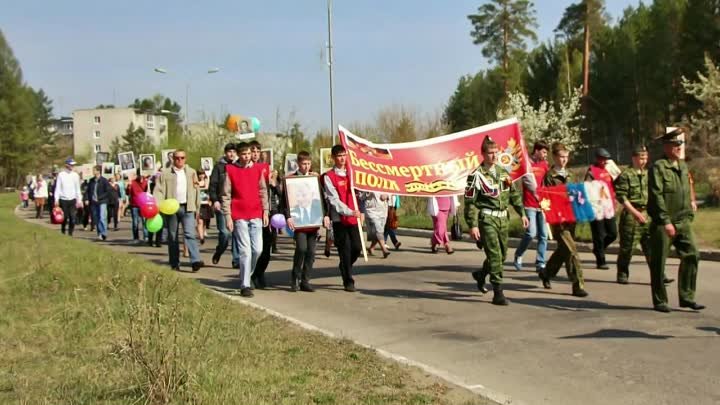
[135,192,181,232]
[226,115,262,133]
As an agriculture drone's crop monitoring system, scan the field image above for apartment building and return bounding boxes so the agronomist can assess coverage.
[72,107,168,156]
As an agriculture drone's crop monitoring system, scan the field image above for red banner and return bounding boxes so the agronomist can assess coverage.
[338,118,530,196]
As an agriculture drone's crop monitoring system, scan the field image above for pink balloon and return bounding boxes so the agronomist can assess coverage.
[136,192,154,206]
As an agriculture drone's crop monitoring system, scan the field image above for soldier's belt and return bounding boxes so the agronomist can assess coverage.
[631,203,646,211]
[481,209,508,218]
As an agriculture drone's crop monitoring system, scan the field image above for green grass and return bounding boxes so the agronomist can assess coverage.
[398,207,718,249]
[0,193,489,405]
[693,208,720,249]
[398,211,592,242]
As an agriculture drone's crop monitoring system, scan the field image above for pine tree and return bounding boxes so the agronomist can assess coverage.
[468,0,538,94]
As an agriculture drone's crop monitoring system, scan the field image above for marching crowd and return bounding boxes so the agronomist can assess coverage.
[25,127,703,312]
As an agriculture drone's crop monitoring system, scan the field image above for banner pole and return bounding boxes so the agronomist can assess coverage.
[350,186,368,263]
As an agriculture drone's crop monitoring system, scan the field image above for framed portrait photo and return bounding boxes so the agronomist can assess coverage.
[118,151,136,172]
[284,153,298,175]
[95,152,109,166]
[101,162,115,179]
[200,157,214,176]
[161,149,176,168]
[260,148,273,169]
[284,175,325,229]
[320,148,333,173]
[139,154,156,175]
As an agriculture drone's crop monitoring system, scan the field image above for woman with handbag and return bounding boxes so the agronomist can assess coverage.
[384,194,402,250]
[427,195,459,254]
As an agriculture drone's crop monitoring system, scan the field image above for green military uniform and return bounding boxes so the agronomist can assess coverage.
[647,129,703,312]
[464,139,525,305]
[614,146,650,284]
[540,167,588,296]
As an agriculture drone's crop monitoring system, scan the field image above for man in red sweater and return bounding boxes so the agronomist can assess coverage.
[513,141,550,273]
[249,140,273,289]
[323,145,363,292]
[223,142,269,297]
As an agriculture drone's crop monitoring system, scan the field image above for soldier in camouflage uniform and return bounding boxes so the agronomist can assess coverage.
[647,129,704,313]
[537,142,589,297]
[464,136,528,305]
[614,145,652,284]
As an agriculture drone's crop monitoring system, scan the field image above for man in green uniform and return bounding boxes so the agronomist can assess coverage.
[538,142,589,297]
[614,145,652,284]
[464,136,528,305]
[647,128,704,313]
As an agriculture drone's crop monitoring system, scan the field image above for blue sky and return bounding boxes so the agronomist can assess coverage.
[2,0,638,135]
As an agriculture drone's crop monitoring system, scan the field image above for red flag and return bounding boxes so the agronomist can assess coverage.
[538,185,576,225]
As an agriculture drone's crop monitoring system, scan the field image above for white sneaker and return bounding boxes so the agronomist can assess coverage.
[513,256,523,271]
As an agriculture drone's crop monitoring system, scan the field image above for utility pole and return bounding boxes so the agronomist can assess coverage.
[327,0,336,145]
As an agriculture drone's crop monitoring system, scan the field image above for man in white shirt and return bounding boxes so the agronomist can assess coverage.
[54,157,82,236]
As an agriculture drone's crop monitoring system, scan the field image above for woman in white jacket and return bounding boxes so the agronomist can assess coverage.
[31,174,49,219]
[426,195,459,254]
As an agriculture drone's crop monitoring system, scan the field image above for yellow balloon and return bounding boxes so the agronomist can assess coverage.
[158,198,180,215]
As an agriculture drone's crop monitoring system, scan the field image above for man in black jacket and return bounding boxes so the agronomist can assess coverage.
[85,165,111,240]
[209,143,239,267]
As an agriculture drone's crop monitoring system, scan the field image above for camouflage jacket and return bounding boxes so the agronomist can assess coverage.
[463,164,524,228]
[614,167,648,207]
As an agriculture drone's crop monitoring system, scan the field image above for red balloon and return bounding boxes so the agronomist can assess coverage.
[51,208,64,224]
[140,202,159,219]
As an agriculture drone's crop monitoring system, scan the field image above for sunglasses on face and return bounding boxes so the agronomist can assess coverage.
[174,156,186,160]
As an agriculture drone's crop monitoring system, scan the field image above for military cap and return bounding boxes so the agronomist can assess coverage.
[658,128,685,145]
[481,135,496,151]
[632,144,648,156]
[595,148,611,159]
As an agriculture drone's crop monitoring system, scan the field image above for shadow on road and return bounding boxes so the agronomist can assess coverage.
[509,297,648,312]
[559,328,674,340]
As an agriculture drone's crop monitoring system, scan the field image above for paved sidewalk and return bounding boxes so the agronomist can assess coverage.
[20,209,720,405]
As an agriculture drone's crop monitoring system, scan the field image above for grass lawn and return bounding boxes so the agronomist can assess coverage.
[693,208,720,249]
[0,193,488,405]
[398,212,592,243]
[398,208,720,249]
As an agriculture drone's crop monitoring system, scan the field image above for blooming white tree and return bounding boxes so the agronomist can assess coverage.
[496,88,584,150]
[681,55,720,157]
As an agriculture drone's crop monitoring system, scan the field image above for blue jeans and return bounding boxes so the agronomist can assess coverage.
[163,205,201,268]
[233,218,263,288]
[215,210,239,265]
[131,207,148,240]
[515,208,547,269]
[91,202,108,237]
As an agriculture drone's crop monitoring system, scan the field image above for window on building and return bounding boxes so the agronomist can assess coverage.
[94,116,101,124]
[95,144,101,153]
[93,130,101,139]
[146,114,155,129]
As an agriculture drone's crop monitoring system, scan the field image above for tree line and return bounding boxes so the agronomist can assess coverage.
[0,30,57,187]
[445,0,720,164]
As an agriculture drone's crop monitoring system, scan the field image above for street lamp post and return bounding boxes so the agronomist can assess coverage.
[327,0,336,145]
[153,67,220,132]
